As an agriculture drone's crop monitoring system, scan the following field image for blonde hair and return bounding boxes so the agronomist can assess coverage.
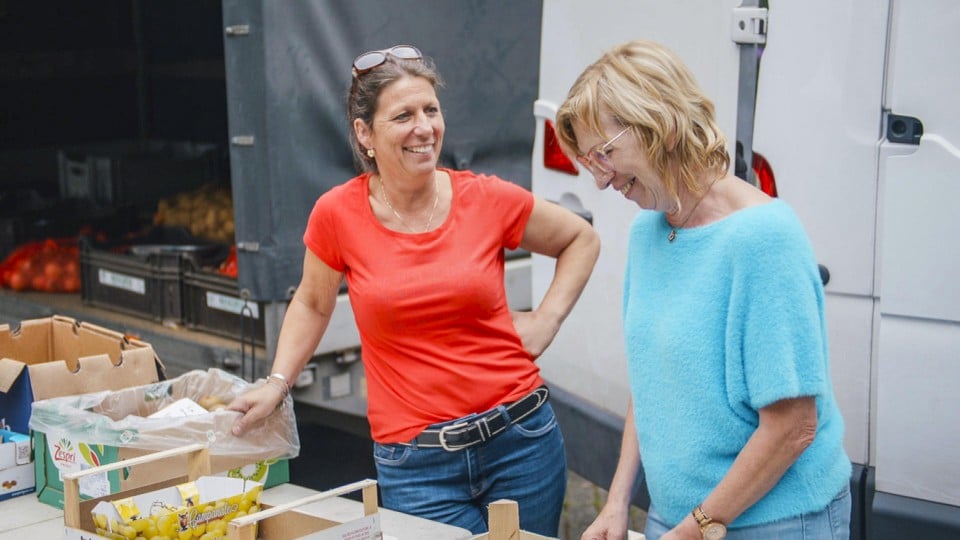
[556,40,730,203]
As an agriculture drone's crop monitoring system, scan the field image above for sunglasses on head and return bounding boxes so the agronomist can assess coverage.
[352,45,423,77]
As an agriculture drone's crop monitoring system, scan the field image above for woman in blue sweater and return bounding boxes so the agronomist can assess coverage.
[555,40,852,540]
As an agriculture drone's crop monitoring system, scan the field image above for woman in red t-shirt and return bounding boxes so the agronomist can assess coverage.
[229,44,599,536]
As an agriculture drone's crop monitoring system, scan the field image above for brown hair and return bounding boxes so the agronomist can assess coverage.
[556,40,730,204]
[346,54,444,173]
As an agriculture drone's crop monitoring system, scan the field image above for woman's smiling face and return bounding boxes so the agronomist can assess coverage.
[357,75,444,179]
[573,114,674,212]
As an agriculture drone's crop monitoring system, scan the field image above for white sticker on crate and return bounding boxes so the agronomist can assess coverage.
[97,269,146,294]
[205,291,260,319]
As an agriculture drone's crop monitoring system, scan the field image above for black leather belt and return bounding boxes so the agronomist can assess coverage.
[403,386,550,451]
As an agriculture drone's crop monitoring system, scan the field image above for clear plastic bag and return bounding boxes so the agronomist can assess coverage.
[29,368,299,460]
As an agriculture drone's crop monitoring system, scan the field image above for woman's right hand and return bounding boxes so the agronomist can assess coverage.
[580,504,631,540]
[227,383,285,436]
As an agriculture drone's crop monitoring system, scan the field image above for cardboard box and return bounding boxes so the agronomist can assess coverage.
[0,315,163,505]
[30,368,297,509]
[88,475,262,539]
[227,478,381,540]
[0,315,164,436]
[0,426,35,501]
[62,443,265,540]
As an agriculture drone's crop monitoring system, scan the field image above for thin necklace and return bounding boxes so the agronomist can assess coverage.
[378,174,440,233]
[668,175,723,242]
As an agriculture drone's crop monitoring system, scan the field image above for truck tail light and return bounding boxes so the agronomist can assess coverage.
[752,150,777,197]
[543,120,579,175]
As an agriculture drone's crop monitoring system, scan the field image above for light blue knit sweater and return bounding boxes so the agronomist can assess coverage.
[623,199,851,528]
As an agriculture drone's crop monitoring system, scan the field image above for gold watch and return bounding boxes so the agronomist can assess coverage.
[692,505,727,540]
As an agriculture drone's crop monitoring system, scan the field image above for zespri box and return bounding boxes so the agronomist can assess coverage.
[30,368,298,509]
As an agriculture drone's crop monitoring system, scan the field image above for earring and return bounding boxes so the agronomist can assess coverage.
[367,148,375,158]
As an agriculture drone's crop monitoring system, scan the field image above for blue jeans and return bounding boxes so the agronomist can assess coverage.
[644,484,851,539]
[373,402,567,536]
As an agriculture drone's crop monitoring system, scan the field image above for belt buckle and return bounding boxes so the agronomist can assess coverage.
[438,421,470,451]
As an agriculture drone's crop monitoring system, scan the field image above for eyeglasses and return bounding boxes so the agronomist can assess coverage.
[575,127,630,184]
[352,45,423,77]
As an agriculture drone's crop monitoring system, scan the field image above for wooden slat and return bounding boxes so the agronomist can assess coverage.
[487,499,520,540]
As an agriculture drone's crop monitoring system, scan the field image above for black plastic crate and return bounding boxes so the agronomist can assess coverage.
[78,229,227,324]
[182,266,266,346]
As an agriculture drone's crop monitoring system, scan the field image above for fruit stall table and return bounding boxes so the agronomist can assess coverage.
[0,482,474,540]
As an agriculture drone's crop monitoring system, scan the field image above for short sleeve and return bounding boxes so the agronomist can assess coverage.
[303,188,346,272]
[484,176,533,249]
[731,207,829,409]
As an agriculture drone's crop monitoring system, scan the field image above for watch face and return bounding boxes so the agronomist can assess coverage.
[704,522,727,540]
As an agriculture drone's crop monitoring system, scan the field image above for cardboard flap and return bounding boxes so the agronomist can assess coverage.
[28,348,161,401]
[0,315,163,402]
[0,358,26,394]
[0,318,59,367]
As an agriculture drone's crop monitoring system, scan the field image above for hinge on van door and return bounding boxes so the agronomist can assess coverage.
[225,25,250,37]
[732,7,767,44]
[231,135,255,146]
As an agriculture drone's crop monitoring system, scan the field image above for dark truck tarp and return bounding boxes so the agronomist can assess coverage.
[223,0,542,301]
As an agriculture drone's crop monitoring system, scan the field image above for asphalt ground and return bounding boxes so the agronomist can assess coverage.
[289,420,647,539]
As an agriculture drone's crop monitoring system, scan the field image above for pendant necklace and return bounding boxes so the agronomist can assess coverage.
[668,175,723,242]
[378,174,440,233]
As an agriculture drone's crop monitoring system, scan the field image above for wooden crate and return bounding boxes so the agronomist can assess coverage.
[471,500,554,540]
[61,444,214,537]
[471,500,646,540]
[226,479,380,540]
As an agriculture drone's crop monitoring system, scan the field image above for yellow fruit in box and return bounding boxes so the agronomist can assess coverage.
[143,522,160,538]
[206,519,227,535]
[156,513,179,538]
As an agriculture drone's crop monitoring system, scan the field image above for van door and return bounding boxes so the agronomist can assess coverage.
[872,0,960,534]
[753,0,960,535]
[752,0,888,478]
[531,0,747,496]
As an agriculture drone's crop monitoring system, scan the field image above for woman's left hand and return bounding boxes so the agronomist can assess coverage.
[511,309,562,358]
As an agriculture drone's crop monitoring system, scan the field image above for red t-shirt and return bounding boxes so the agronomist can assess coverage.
[303,169,543,442]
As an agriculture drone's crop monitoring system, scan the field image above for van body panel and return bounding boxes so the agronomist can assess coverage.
[751,0,889,472]
[533,0,960,533]
[872,0,960,510]
[532,0,742,417]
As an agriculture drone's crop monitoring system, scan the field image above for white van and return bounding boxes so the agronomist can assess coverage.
[530,1,960,537]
